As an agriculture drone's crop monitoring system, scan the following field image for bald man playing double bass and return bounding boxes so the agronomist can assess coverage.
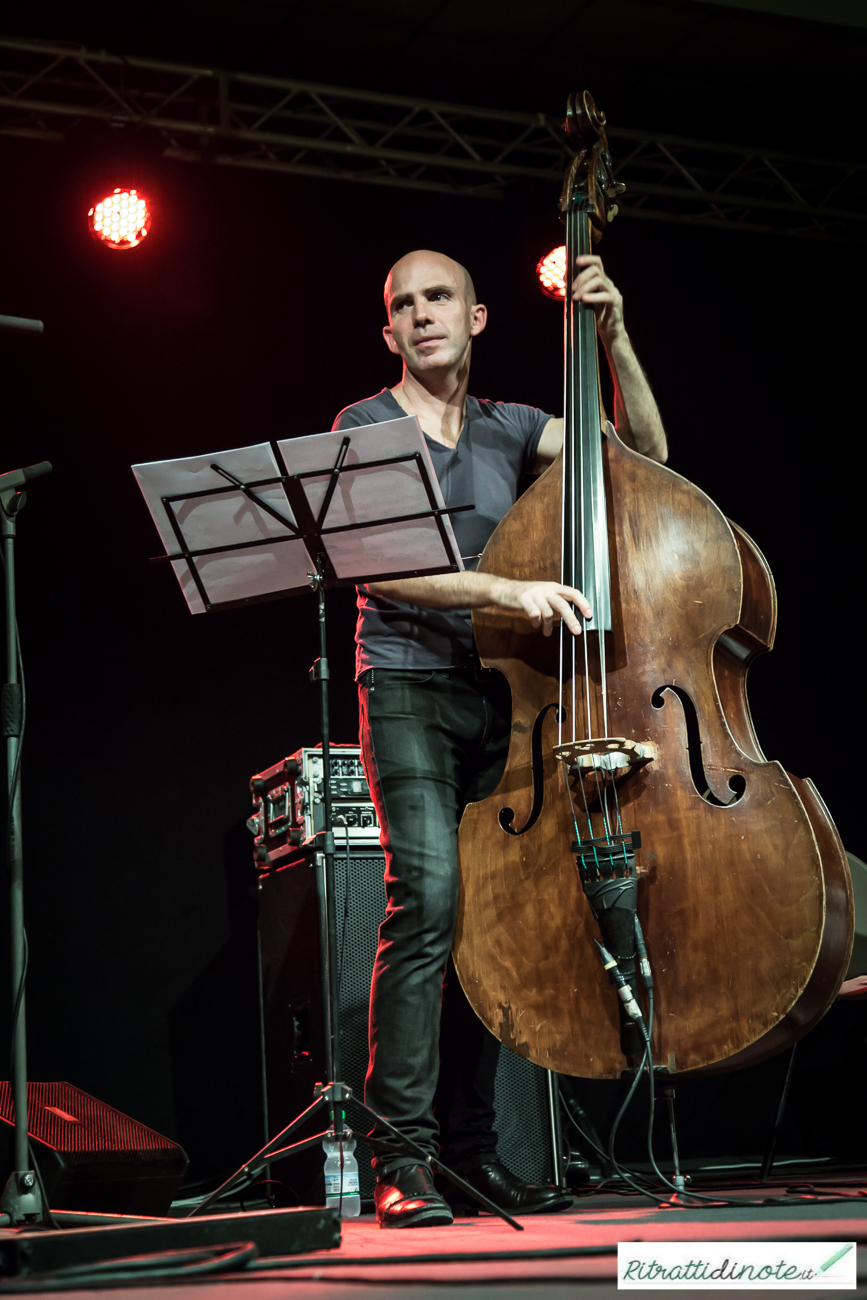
[332,249,667,1228]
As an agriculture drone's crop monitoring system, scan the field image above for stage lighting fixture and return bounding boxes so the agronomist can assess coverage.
[87,188,151,250]
[536,245,567,299]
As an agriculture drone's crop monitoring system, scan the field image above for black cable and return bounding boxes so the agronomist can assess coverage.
[632,972,762,1208]
[635,1012,857,1210]
[176,1172,263,1209]
[5,606,26,1079]
[2,547,24,842]
[605,1037,669,1205]
[635,992,791,1209]
[239,1178,300,1210]
[568,928,867,1211]
[173,1173,222,1195]
[558,1088,609,1165]
[595,923,778,1210]
[9,930,28,1082]
[4,608,25,886]
[175,1167,262,1197]
[558,1084,657,1197]
[0,1241,258,1292]
[587,942,667,1203]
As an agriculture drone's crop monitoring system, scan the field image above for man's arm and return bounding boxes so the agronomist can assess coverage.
[533,255,668,471]
[366,572,592,637]
[602,329,668,463]
[330,402,595,635]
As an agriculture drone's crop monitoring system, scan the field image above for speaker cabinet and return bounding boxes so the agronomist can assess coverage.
[0,1082,188,1215]
[258,847,555,1204]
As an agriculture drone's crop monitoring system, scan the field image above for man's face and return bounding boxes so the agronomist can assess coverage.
[383,251,486,375]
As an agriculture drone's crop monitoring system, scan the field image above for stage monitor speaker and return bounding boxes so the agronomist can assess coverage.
[0,1081,188,1215]
[258,846,556,1204]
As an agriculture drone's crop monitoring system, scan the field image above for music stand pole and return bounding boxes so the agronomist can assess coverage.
[310,552,342,1133]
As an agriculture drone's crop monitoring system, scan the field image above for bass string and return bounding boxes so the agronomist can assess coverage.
[576,215,609,829]
[581,207,611,745]
[558,199,571,751]
[573,200,616,843]
[560,202,590,815]
[572,202,593,753]
[560,199,582,751]
[571,201,583,752]
[582,230,615,840]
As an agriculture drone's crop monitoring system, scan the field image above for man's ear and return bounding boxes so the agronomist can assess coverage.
[470,303,487,337]
[382,324,402,355]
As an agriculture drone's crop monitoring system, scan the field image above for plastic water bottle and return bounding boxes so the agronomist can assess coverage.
[322,1138,360,1216]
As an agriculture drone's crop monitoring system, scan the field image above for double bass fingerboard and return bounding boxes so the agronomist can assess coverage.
[562,196,612,636]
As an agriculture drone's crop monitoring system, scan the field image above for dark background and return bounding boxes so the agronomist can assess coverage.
[2,0,866,1188]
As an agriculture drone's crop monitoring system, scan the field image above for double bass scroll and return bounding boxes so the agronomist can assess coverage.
[453,92,852,1080]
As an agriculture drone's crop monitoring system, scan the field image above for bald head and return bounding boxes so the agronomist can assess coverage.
[381,249,487,377]
[383,250,476,317]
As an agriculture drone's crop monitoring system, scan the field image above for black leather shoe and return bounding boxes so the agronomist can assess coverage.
[375,1163,455,1228]
[443,1159,573,1215]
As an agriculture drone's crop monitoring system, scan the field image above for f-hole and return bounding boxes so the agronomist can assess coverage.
[499,703,565,836]
[651,685,746,807]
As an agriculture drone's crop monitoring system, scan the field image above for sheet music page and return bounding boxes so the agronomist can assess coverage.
[132,443,313,613]
[277,416,464,581]
[132,418,465,613]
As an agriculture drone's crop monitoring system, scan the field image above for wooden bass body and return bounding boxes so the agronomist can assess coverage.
[455,426,852,1078]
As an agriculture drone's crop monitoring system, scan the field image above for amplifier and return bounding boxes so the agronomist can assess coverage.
[248,746,379,868]
[0,1082,188,1215]
[257,846,558,1206]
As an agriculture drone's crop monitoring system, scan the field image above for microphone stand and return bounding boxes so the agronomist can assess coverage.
[1,294,49,1227]
[1,457,52,1226]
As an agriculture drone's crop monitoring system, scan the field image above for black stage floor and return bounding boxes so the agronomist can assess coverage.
[3,1179,867,1298]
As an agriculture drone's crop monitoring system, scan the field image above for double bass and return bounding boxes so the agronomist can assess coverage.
[455,92,852,1080]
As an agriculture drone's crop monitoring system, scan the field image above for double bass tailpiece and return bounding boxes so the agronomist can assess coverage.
[571,829,641,880]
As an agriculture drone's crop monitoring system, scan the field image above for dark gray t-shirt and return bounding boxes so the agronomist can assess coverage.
[331,388,552,676]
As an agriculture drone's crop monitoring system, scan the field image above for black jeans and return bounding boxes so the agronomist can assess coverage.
[358,665,511,1173]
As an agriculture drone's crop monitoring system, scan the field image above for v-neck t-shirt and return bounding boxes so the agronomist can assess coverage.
[331,388,552,676]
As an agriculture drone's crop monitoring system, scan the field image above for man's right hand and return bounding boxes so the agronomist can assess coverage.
[492,578,592,636]
[368,571,592,635]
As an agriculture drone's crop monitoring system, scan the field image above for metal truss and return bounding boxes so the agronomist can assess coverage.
[1,37,864,241]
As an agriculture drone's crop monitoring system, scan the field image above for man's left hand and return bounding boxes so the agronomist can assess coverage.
[572,254,624,344]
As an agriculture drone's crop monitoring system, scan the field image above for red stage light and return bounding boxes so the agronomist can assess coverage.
[87,188,151,250]
[536,245,567,299]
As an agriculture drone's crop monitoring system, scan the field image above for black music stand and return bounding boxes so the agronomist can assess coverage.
[133,422,523,1230]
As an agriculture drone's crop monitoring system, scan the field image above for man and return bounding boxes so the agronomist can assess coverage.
[332,249,667,1228]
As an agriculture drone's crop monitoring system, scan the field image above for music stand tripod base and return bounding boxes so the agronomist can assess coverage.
[191,1079,522,1230]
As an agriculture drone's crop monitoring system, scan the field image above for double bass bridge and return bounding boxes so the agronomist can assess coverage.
[554,737,657,773]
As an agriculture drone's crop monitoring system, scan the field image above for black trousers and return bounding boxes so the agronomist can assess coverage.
[358,665,511,1172]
